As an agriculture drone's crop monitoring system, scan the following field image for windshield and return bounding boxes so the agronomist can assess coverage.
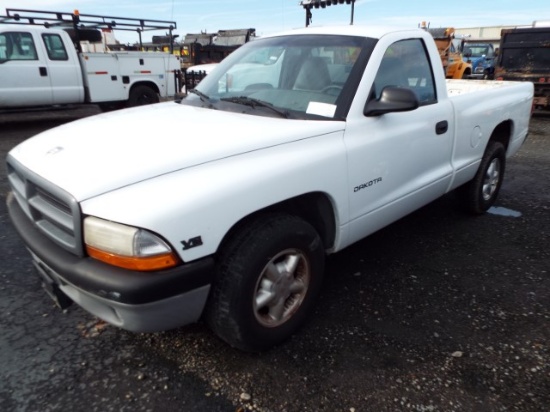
[181,34,374,120]
[463,44,491,58]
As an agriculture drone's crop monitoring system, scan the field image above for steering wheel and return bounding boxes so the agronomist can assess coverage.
[321,85,343,95]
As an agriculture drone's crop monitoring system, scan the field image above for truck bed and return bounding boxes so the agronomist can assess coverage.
[445,79,527,95]
[443,78,533,192]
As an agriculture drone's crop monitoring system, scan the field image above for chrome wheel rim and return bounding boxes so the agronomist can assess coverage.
[482,158,501,201]
[253,249,310,328]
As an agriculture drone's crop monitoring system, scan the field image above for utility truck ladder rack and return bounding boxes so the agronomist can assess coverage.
[0,8,177,52]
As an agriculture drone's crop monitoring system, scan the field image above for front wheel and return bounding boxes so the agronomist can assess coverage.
[127,85,159,107]
[459,141,506,214]
[204,213,325,351]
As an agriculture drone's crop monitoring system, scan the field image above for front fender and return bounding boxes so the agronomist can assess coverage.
[80,131,349,262]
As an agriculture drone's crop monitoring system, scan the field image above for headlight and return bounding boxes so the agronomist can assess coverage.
[84,216,179,271]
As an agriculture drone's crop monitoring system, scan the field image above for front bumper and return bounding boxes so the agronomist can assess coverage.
[7,192,214,332]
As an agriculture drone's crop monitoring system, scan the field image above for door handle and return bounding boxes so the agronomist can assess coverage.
[39,67,48,77]
[436,120,448,135]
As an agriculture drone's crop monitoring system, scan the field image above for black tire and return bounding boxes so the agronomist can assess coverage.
[127,86,159,107]
[205,213,325,351]
[460,141,506,214]
[483,70,495,80]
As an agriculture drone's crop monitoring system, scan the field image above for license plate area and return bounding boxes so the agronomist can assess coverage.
[31,255,73,310]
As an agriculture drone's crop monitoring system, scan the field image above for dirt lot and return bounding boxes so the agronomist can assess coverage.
[1,106,548,412]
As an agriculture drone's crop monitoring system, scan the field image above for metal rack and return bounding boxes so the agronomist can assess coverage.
[300,0,356,27]
[0,8,177,52]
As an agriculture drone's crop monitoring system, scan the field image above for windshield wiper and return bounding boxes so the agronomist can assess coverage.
[220,96,290,119]
[189,89,217,109]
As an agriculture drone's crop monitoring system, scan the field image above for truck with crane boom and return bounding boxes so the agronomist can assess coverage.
[420,23,472,79]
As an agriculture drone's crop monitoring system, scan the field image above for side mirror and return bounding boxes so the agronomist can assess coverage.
[364,86,419,117]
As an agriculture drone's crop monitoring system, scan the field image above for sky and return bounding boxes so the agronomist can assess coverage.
[1,0,549,44]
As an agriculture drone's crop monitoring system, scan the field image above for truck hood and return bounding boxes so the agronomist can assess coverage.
[9,102,344,201]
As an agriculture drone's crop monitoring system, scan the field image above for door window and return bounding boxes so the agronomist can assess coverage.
[42,34,69,61]
[0,32,38,61]
[373,39,436,105]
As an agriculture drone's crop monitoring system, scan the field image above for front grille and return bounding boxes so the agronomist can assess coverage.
[7,155,84,257]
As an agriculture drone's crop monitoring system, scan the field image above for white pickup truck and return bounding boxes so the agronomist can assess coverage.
[0,25,180,110]
[6,25,533,351]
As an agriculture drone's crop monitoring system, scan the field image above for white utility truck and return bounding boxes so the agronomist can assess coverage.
[0,9,181,110]
[6,25,533,351]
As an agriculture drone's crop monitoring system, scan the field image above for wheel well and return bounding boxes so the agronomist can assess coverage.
[489,120,512,152]
[221,192,337,253]
[130,81,160,94]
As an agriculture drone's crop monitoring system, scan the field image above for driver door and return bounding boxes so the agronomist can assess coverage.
[345,38,455,243]
[0,30,53,107]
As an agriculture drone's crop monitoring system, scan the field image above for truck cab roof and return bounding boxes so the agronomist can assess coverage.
[267,25,429,41]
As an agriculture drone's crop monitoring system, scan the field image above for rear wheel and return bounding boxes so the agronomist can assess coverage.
[460,141,506,214]
[205,213,325,351]
[127,85,159,107]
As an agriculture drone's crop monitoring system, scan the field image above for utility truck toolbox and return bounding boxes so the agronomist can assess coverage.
[6,25,533,351]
